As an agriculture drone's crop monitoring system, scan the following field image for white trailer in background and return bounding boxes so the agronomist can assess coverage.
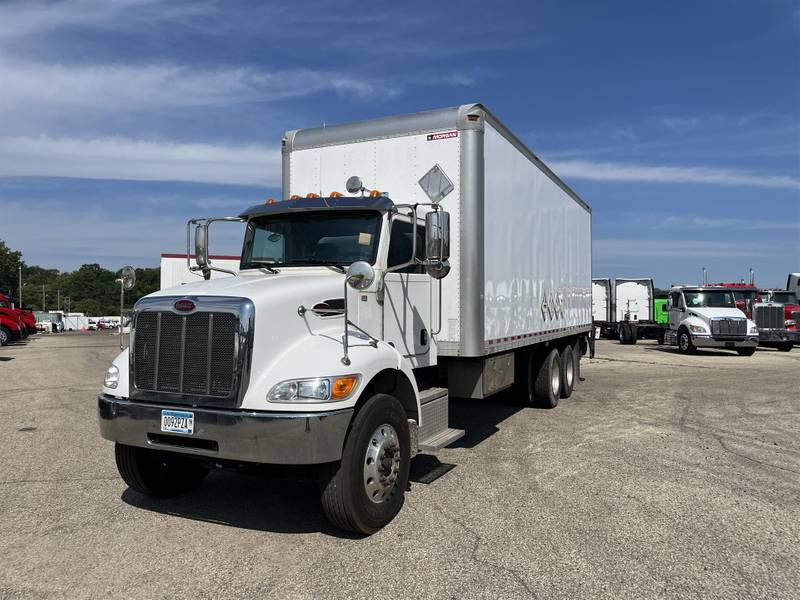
[159,253,239,289]
[592,278,612,322]
[594,277,666,344]
[99,104,592,534]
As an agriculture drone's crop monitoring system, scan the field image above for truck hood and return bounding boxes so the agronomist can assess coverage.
[686,307,747,320]
[144,268,344,307]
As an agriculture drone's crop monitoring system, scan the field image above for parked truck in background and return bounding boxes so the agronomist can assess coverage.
[592,277,667,344]
[0,307,24,346]
[664,285,758,355]
[758,289,799,350]
[0,294,35,337]
[716,281,796,352]
[97,104,592,534]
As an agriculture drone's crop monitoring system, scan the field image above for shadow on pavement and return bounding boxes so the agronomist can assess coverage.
[447,392,525,449]
[121,467,362,539]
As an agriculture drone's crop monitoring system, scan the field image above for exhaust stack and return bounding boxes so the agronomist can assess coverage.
[702,267,708,286]
[749,268,755,286]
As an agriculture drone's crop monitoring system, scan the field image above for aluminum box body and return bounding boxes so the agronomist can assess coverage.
[283,104,592,358]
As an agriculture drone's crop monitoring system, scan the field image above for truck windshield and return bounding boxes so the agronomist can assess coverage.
[732,290,757,301]
[684,291,736,308]
[771,292,797,304]
[240,211,382,269]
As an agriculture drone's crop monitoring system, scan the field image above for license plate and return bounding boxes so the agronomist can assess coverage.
[161,410,194,435]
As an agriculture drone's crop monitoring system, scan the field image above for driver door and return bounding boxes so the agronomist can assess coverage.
[668,291,684,330]
[383,217,435,368]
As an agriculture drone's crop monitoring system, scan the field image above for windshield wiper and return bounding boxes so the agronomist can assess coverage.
[271,259,346,272]
[242,261,279,273]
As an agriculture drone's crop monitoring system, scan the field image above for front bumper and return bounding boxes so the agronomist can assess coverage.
[758,329,800,343]
[98,394,353,465]
[691,335,759,349]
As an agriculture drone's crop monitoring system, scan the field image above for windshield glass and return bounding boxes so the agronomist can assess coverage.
[684,290,736,308]
[732,290,757,301]
[771,292,798,304]
[241,211,382,269]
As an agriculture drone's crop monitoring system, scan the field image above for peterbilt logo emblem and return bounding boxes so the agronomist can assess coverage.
[174,299,195,312]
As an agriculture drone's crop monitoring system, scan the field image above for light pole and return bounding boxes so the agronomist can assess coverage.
[18,264,22,308]
[42,285,46,312]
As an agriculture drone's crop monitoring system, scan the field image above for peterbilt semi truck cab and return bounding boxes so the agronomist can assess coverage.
[664,285,759,355]
[97,104,593,534]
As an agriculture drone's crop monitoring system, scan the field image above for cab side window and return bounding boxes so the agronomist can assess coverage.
[669,292,683,310]
[387,220,426,274]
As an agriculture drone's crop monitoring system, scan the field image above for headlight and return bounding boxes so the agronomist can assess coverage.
[688,324,707,333]
[785,320,796,327]
[104,365,120,389]
[267,375,359,403]
[749,325,759,334]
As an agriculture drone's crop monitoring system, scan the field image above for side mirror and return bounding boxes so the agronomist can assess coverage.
[195,224,209,267]
[426,259,451,280]
[425,210,450,262]
[346,261,375,290]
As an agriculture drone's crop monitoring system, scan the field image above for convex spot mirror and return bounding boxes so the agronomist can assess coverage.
[425,210,450,263]
[346,261,375,290]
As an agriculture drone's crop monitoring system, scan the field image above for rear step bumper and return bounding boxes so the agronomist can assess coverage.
[98,394,352,465]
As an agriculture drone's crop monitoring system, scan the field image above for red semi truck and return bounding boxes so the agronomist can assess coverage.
[715,282,796,351]
[0,294,36,335]
[0,307,25,346]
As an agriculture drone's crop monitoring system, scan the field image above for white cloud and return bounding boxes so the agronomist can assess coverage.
[662,216,800,230]
[0,59,395,114]
[550,159,800,190]
[594,238,782,259]
[0,136,279,186]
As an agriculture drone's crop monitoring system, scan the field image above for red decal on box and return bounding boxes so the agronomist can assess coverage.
[427,131,458,141]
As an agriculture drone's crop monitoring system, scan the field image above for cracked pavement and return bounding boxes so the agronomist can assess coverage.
[1,333,798,599]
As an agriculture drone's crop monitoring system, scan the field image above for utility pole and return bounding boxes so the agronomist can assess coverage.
[57,289,61,311]
[18,264,22,308]
[42,285,46,312]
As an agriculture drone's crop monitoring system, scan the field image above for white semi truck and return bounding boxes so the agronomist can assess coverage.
[664,285,759,355]
[98,104,592,533]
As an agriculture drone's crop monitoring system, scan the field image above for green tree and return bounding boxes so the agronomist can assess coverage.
[72,298,101,316]
[0,239,23,301]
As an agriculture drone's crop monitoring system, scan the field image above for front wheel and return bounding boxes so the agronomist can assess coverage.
[319,393,410,535]
[678,329,696,354]
[115,443,209,498]
[736,347,756,356]
[0,326,9,346]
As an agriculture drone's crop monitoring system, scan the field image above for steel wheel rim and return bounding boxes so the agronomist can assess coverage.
[363,423,401,504]
[0,330,7,345]
[565,354,574,388]
[551,362,560,397]
[679,334,688,350]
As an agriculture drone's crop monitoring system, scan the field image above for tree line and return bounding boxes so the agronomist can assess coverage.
[0,239,159,316]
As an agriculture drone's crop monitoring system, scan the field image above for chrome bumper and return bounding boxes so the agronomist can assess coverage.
[692,335,759,348]
[98,394,353,465]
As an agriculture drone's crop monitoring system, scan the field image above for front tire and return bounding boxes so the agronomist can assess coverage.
[319,393,410,535]
[678,328,696,354]
[736,347,756,356]
[115,443,208,498]
[0,326,9,346]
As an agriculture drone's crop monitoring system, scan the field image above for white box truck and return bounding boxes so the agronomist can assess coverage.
[593,277,667,344]
[98,104,592,533]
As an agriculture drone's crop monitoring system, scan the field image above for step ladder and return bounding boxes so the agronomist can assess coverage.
[417,387,464,454]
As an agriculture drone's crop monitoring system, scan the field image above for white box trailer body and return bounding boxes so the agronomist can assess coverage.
[613,278,654,322]
[788,273,800,297]
[284,104,592,360]
[592,278,612,322]
[159,253,239,290]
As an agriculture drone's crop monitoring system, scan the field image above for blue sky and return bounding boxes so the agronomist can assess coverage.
[0,0,798,288]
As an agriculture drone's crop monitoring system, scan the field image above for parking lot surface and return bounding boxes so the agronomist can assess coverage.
[1,333,798,599]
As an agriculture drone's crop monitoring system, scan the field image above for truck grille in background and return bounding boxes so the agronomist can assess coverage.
[793,311,800,324]
[710,318,747,337]
[134,311,238,397]
[753,305,784,330]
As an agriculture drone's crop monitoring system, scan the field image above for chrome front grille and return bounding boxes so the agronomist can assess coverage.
[710,318,747,338]
[754,304,784,330]
[130,296,254,407]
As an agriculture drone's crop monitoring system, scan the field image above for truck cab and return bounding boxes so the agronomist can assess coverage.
[664,286,759,355]
[757,289,799,351]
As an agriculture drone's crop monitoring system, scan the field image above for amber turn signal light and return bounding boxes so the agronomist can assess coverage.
[332,376,358,399]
